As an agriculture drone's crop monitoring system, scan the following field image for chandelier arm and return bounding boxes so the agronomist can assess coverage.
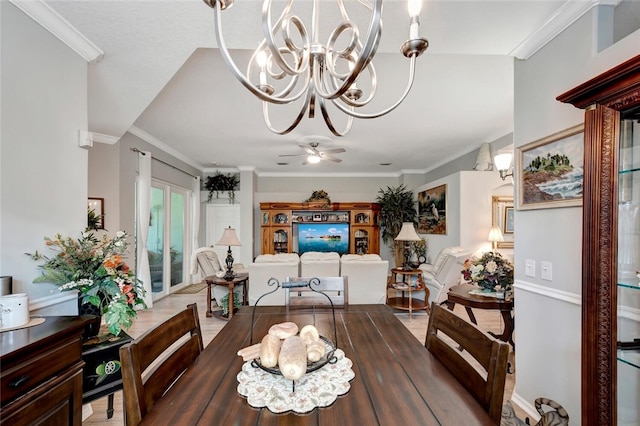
[318,96,354,137]
[263,0,309,77]
[313,3,382,101]
[261,86,314,135]
[213,3,309,105]
[332,55,418,119]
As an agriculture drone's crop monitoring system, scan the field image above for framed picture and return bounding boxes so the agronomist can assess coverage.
[516,124,584,210]
[503,206,515,234]
[417,184,447,234]
[312,213,322,222]
[87,197,105,230]
[492,196,513,248]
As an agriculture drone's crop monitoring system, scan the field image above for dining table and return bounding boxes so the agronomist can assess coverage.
[140,304,495,425]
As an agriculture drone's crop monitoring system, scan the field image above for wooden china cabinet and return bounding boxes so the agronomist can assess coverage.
[558,54,640,425]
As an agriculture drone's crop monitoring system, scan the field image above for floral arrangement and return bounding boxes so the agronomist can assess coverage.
[461,251,514,292]
[305,190,331,207]
[28,231,146,335]
[205,171,239,203]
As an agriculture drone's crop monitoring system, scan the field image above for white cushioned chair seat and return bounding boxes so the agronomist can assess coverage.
[300,251,340,277]
[194,249,245,304]
[340,254,389,304]
[418,247,471,305]
[249,254,300,305]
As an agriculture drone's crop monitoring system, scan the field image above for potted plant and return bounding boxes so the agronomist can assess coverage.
[218,292,242,317]
[376,185,417,268]
[205,171,239,203]
[28,230,147,336]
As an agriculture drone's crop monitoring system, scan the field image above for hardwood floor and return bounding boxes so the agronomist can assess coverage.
[83,288,524,424]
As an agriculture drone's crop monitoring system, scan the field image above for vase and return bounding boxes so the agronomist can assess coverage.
[78,296,102,339]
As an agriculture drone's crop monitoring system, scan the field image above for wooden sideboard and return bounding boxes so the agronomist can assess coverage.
[1,316,89,425]
[260,202,380,255]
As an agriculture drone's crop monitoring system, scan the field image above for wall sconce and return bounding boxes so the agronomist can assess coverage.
[494,153,514,181]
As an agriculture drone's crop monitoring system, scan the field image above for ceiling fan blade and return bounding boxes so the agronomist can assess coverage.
[323,155,342,163]
[278,153,306,157]
[298,145,317,155]
[322,148,346,154]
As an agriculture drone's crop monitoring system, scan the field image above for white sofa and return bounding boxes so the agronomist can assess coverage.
[248,253,300,305]
[339,254,389,304]
[300,251,341,277]
[418,246,471,305]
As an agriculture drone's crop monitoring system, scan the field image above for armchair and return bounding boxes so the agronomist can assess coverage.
[418,246,471,305]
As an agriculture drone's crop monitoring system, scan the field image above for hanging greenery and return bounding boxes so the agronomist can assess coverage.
[205,172,239,203]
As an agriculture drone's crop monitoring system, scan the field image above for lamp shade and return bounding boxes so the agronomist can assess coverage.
[395,222,421,241]
[216,227,241,246]
[494,153,513,172]
[488,225,504,243]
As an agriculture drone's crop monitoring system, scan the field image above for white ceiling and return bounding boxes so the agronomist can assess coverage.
[34,0,603,175]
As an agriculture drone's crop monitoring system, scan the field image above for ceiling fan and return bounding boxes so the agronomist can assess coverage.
[279,140,346,165]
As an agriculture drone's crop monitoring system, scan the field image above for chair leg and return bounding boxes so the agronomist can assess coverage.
[106,393,114,419]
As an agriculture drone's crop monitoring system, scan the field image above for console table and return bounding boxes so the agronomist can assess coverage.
[445,283,515,349]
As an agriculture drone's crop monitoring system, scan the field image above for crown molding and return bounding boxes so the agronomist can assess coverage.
[256,171,402,178]
[128,125,204,172]
[9,0,104,63]
[92,132,119,145]
[509,0,620,60]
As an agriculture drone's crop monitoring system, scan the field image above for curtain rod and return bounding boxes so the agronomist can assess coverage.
[131,147,199,179]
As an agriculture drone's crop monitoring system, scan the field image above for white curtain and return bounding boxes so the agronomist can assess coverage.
[191,176,201,284]
[136,151,153,308]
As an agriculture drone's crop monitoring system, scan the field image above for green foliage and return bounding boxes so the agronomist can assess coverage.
[376,185,417,249]
[218,292,242,317]
[87,207,102,231]
[205,171,239,203]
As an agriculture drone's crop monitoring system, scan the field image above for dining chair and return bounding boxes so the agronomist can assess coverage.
[119,303,204,425]
[425,302,510,423]
[284,276,348,309]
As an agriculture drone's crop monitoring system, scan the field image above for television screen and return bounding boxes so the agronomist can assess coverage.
[295,223,350,255]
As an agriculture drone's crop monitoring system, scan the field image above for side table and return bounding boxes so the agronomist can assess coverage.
[386,268,430,319]
[81,329,133,419]
[204,273,249,320]
[445,283,515,349]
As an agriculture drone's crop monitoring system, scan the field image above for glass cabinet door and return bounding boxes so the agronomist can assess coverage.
[617,110,640,425]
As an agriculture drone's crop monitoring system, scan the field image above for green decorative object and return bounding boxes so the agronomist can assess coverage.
[305,190,331,207]
[205,171,239,203]
[376,185,417,265]
[218,292,242,317]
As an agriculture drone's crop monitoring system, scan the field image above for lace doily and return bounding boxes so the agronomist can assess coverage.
[237,349,355,414]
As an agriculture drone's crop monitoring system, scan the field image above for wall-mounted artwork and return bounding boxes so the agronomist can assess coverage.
[516,124,584,210]
[492,196,514,248]
[87,197,104,230]
[417,184,447,234]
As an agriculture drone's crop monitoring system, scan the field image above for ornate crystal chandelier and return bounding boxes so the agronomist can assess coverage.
[202,0,428,136]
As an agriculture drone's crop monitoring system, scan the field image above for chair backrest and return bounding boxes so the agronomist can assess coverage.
[119,304,204,425]
[196,250,222,277]
[339,254,389,304]
[284,276,348,309]
[425,302,509,423]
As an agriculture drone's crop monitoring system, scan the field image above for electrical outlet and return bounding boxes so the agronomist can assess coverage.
[541,261,552,281]
[525,259,536,277]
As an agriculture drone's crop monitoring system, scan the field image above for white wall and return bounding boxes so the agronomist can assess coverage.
[512,5,640,420]
[0,2,89,314]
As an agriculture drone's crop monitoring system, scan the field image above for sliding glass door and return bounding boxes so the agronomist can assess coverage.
[147,180,190,300]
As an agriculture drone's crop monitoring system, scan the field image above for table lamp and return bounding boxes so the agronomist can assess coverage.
[216,226,241,280]
[395,222,421,270]
[488,225,504,251]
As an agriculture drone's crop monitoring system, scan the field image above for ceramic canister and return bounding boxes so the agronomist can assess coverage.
[0,293,29,329]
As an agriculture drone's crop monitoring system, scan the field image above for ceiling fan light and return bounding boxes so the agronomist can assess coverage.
[307,154,322,164]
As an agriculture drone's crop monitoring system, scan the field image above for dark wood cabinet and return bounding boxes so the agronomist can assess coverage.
[1,316,89,425]
[259,202,380,255]
[558,54,640,426]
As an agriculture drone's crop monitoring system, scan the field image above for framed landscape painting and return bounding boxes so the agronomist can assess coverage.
[516,124,584,210]
[417,184,447,234]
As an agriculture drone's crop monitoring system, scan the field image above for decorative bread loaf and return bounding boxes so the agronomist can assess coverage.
[306,339,326,362]
[268,321,299,339]
[237,342,261,361]
[259,334,282,368]
[299,324,320,345]
[278,335,307,380]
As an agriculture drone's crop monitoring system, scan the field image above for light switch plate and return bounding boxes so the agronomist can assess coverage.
[541,261,552,281]
[525,259,536,277]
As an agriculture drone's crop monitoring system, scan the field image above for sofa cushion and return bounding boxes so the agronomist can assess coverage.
[300,251,340,261]
[340,254,382,262]
[254,253,300,263]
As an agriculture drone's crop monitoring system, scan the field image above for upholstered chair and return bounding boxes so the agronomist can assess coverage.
[339,254,389,304]
[418,246,471,305]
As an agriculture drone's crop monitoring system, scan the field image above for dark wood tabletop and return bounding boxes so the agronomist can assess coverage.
[140,304,495,425]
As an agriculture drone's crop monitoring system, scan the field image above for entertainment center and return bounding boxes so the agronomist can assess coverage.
[260,202,381,255]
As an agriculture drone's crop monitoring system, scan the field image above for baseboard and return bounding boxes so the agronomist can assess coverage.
[510,390,540,423]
